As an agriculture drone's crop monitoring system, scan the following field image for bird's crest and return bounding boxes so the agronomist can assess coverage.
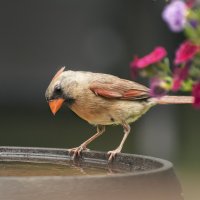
[52,66,65,80]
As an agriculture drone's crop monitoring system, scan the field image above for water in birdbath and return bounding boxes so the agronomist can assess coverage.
[0,161,120,176]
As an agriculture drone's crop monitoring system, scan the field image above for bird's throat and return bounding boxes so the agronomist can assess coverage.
[64,96,76,106]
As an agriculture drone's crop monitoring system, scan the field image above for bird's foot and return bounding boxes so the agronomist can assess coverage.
[107,148,121,161]
[68,145,90,159]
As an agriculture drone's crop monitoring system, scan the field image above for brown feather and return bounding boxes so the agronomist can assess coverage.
[91,88,122,98]
[90,79,150,100]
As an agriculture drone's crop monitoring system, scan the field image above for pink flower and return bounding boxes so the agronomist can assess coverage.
[192,82,200,108]
[172,62,190,91]
[174,40,200,64]
[130,47,167,69]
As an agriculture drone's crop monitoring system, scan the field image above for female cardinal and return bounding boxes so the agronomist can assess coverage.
[45,67,193,160]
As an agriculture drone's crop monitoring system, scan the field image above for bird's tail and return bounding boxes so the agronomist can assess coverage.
[151,95,194,105]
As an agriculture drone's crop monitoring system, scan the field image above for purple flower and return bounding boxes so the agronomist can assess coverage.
[162,0,187,32]
[189,19,198,28]
[150,78,167,97]
[192,82,200,108]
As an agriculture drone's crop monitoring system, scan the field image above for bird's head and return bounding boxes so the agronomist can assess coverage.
[45,67,76,115]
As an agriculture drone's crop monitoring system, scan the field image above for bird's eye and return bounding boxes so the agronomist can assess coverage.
[55,85,62,93]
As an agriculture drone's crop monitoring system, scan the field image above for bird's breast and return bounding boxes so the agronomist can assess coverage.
[69,98,114,125]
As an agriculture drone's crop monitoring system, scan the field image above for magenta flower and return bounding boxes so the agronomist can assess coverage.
[192,82,200,108]
[130,47,167,69]
[150,78,167,97]
[162,0,187,32]
[172,62,190,91]
[186,0,195,8]
[174,40,199,64]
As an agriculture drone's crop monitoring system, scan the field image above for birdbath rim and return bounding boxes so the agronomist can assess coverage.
[0,146,173,179]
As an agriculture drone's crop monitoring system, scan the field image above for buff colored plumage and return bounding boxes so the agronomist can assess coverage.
[45,67,193,160]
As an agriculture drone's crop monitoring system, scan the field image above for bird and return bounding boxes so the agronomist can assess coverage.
[45,67,193,161]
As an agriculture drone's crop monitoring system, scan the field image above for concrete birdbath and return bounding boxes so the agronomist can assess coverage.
[0,146,183,200]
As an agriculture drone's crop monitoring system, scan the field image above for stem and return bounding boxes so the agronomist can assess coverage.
[152,95,194,104]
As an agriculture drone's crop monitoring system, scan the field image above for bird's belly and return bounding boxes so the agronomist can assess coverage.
[70,102,115,125]
[69,99,154,126]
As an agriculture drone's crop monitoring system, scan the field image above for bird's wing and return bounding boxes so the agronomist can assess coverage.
[90,78,150,100]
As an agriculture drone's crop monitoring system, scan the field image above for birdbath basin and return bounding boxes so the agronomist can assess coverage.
[0,146,183,200]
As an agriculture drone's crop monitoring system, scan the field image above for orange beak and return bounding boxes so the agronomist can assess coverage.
[48,98,65,115]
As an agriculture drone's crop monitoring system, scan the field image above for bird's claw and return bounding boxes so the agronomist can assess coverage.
[107,149,121,161]
[68,145,89,159]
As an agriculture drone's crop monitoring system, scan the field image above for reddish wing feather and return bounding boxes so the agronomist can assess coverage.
[92,88,122,98]
[122,90,148,99]
[90,80,150,100]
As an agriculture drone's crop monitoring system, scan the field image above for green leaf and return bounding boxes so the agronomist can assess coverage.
[181,79,194,91]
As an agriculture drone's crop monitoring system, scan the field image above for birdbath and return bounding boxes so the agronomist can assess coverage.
[0,146,183,200]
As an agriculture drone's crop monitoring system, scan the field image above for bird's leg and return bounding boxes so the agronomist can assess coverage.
[69,125,105,158]
[108,123,130,161]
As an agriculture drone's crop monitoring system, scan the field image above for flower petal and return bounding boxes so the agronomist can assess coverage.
[172,62,190,91]
[130,47,167,69]
[162,0,187,32]
[174,41,199,64]
[150,78,167,97]
[192,82,200,108]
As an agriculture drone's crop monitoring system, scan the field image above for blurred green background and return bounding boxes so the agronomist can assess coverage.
[0,0,199,199]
